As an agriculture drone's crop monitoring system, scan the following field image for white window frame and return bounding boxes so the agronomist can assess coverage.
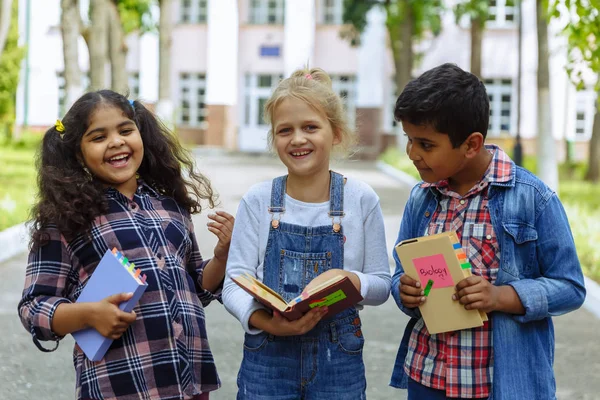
[487,0,517,28]
[249,0,285,25]
[128,71,140,99]
[320,0,344,25]
[57,71,90,118]
[574,89,597,140]
[180,0,208,23]
[243,73,282,128]
[178,72,207,129]
[330,74,357,127]
[484,78,515,137]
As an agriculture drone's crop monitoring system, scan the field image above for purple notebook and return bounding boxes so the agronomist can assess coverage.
[72,249,148,361]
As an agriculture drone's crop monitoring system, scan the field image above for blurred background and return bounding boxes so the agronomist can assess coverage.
[0,1,599,398]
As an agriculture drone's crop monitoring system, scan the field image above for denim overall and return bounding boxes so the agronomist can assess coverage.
[236,172,367,400]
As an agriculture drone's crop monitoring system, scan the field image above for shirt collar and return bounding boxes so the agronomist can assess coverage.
[420,144,513,190]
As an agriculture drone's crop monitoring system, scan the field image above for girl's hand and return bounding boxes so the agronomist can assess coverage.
[399,274,426,309]
[267,308,328,336]
[207,211,235,262]
[89,293,137,339]
[453,276,499,313]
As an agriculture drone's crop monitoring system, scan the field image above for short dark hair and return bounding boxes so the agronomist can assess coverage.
[394,63,489,147]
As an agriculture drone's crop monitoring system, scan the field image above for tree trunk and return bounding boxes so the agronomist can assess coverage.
[89,0,108,90]
[156,0,174,125]
[107,1,128,94]
[536,0,558,191]
[470,16,483,78]
[60,0,83,109]
[585,91,600,182]
[393,1,413,94]
[0,0,12,54]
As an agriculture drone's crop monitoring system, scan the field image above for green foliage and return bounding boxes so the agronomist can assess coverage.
[342,0,443,43]
[551,0,600,93]
[116,0,156,34]
[454,0,489,25]
[0,1,25,138]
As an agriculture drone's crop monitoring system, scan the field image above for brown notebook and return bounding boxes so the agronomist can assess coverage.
[395,231,487,334]
[231,273,363,320]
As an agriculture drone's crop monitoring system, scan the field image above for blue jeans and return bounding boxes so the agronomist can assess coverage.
[237,310,366,399]
[408,378,488,400]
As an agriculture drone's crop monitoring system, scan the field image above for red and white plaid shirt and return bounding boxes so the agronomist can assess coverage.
[404,145,512,398]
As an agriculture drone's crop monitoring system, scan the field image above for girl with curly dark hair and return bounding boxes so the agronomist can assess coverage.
[18,90,232,400]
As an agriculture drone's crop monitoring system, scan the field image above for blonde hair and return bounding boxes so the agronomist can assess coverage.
[263,67,357,156]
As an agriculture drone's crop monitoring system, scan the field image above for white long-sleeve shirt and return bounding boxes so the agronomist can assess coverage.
[223,177,392,334]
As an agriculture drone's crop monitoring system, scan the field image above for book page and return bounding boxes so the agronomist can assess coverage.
[237,274,288,310]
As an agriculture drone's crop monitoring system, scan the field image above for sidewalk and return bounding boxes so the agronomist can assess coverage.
[1,152,599,400]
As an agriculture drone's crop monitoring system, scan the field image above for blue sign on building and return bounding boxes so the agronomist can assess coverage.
[260,45,281,57]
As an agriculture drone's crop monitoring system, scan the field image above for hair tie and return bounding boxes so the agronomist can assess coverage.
[55,119,65,132]
[129,99,134,106]
[305,73,313,80]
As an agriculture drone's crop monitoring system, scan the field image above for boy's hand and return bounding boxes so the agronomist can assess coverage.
[399,274,426,309]
[267,308,328,336]
[208,211,235,262]
[89,293,137,339]
[453,276,499,313]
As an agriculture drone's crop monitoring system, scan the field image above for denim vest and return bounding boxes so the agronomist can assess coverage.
[389,163,586,400]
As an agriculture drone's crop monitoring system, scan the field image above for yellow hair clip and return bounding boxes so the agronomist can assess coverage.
[55,119,65,132]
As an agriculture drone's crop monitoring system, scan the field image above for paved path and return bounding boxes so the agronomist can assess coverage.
[2,152,599,399]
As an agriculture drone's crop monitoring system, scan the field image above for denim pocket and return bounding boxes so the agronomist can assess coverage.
[502,222,538,277]
[337,329,365,355]
[279,249,331,302]
[243,333,269,352]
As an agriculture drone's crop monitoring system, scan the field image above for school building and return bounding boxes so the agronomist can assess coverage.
[16,0,596,159]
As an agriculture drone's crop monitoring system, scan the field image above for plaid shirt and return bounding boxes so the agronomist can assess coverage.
[18,182,221,400]
[404,145,512,398]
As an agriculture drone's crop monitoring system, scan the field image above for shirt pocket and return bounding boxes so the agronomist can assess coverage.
[160,218,192,269]
[502,222,538,277]
[465,223,500,283]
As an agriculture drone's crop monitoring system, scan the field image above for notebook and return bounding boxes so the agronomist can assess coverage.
[395,231,487,334]
[232,273,363,321]
[72,248,148,361]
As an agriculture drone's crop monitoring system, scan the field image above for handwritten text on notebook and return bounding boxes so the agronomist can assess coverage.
[412,254,454,289]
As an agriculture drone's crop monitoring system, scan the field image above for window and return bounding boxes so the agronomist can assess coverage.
[484,78,514,136]
[180,0,208,23]
[249,0,285,24]
[330,75,357,126]
[574,89,597,139]
[320,0,343,25]
[128,72,140,99]
[244,73,282,127]
[57,71,90,118]
[179,73,207,128]
[487,0,517,27]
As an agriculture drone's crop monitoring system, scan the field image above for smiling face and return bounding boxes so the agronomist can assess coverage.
[272,97,340,179]
[402,121,469,183]
[80,105,144,197]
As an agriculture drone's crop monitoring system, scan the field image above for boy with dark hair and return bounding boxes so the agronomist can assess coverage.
[389,63,585,400]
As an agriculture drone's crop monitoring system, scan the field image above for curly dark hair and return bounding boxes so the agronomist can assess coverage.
[30,90,216,248]
[394,63,490,148]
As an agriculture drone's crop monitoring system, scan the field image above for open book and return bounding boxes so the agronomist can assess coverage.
[231,273,363,320]
[395,231,487,334]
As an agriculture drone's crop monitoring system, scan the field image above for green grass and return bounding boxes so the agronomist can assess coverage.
[0,133,41,231]
[380,147,600,282]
